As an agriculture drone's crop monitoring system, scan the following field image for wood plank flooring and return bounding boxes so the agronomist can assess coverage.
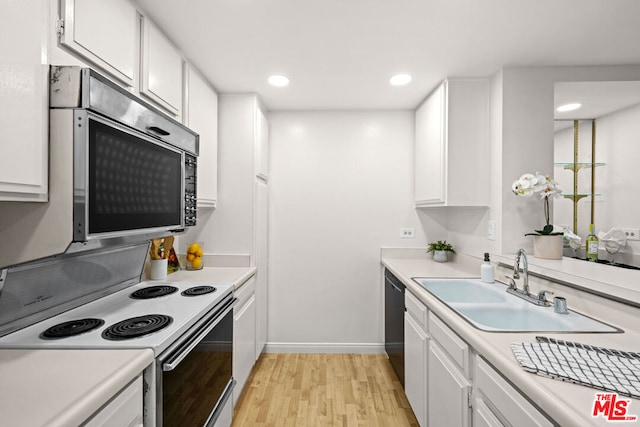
[232,353,419,426]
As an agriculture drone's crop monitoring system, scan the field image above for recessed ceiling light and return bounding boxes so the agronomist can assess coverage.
[268,75,290,87]
[389,74,412,86]
[556,103,582,112]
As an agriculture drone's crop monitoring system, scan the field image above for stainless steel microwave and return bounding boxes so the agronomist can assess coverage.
[50,66,199,242]
[0,66,199,269]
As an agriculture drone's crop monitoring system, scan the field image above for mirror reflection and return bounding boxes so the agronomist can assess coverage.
[553,81,640,269]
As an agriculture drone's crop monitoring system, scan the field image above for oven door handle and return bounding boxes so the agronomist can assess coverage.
[162,297,237,372]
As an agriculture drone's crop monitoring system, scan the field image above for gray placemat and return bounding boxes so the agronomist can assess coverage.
[511,336,640,399]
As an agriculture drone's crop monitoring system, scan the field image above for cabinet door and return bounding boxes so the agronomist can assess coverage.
[414,79,490,207]
[141,18,183,118]
[445,79,490,206]
[404,313,428,427]
[84,375,143,427]
[428,342,471,427]
[475,356,553,427]
[185,65,218,207]
[474,399,505,427]
[0,0,49,202]
[60,0,138,87]
[254,179,269,359]
[233,292,256,405]
[255,107,269,180]
[415,82,446,205]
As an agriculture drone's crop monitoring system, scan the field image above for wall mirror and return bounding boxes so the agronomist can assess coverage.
[553,81,640,269]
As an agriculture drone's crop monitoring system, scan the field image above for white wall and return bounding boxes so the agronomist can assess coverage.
[266,111,439,351]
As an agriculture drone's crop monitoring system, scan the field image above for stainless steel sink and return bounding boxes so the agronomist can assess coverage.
[412,278,619,333]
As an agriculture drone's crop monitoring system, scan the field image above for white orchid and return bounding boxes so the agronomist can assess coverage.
[512,172,562,235]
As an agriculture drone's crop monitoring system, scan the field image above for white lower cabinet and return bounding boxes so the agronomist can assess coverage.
[474,398,504,427]
[404,292,428,426]
[83,375,143,427]
[233,276,257,406]
[474,356,553,427]
[428,343,472,427]
[428,312,472,427]
[403,290,552,427]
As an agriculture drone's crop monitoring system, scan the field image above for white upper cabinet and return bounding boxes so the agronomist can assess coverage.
[255,108,269,181]
[184,64,218,207]
[415,79,490,207]
[0,0,49,202]
[141,18,183,118]
[59,0,138,87]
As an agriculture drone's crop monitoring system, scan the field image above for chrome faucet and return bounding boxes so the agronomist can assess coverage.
[513,248,529,294]
[505,249,551,306]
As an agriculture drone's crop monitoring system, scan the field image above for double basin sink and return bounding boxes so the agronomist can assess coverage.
[413,278,619,333]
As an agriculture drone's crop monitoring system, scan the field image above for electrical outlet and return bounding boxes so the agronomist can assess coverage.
[400,227,415,239]
[487,220,495,241]
[621,228,640,241]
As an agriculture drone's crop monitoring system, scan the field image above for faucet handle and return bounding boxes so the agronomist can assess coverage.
[537,289,554,303]
[505,276,517,290]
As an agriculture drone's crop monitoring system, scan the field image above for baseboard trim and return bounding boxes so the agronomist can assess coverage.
[264,342,385,354]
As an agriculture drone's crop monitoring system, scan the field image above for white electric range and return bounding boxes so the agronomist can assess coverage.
[0,275,237,427]
[0,280,233,355]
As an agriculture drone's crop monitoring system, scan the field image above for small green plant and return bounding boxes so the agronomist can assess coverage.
[427,240,456,254]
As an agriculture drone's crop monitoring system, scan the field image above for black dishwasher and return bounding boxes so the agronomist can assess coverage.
[384,268,405,386]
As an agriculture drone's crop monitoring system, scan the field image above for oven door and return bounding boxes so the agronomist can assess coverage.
[157,295,236,427]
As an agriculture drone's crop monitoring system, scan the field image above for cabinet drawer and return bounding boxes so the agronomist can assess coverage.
[405,291,427,329]
[234,275,256,308]
[475,356,553,427]
[428,312,469,376]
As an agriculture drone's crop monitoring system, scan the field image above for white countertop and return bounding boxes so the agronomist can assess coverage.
[381,250,640,427]
[0,349,153,427]
[163,266,256,290]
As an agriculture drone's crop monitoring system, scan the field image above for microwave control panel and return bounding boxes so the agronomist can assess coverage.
[184,154,197,226]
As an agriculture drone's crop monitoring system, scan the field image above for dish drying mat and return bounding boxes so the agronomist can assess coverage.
[511,337,640,399]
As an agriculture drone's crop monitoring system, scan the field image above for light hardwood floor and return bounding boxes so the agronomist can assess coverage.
[232,353,419,426]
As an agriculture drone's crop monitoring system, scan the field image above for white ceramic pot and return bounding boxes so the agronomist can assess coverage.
[432,250,448,263]
[149,258,168,280]
[533,235,563,260]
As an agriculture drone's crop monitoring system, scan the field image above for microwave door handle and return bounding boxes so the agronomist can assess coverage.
[162,298,237,372]
[147,126,171,136]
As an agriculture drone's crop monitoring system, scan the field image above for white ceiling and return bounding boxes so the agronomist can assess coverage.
[555,81,640,120]
[133,0,640,111]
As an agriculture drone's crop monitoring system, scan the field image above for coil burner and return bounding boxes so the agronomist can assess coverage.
[102,314,173,340]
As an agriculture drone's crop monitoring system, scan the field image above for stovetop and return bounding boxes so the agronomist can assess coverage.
[0,281,233,355]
